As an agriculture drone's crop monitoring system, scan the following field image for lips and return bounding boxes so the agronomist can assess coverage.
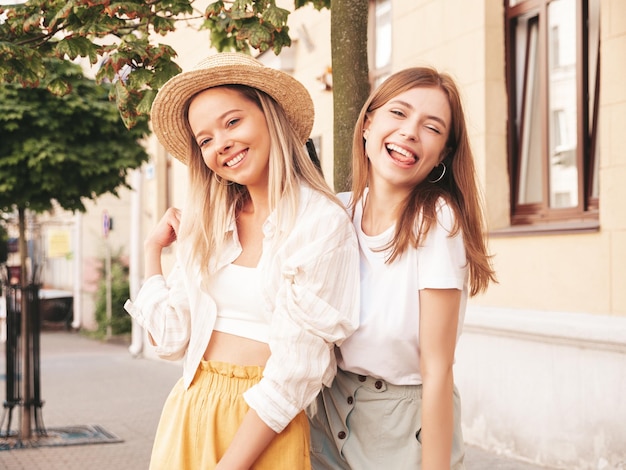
[386,143,417,164]
[224,150,247,167]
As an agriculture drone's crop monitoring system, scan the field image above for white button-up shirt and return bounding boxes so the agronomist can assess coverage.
[124,185,360,432]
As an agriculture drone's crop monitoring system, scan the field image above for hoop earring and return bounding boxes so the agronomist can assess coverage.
[213,172,233,186]
[428,162,446,183]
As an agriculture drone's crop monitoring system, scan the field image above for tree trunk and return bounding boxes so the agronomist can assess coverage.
[17,206,32,439]
[331,0,370,192]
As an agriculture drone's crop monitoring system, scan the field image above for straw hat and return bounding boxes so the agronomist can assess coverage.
[150,52,314,164]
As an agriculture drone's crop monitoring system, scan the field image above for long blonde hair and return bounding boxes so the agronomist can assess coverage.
[351,67,496,296]
[178,85,337,278]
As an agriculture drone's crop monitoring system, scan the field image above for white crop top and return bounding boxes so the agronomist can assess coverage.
[207,263,270,343]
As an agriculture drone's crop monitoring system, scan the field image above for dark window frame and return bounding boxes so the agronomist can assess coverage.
[504,0,600,227]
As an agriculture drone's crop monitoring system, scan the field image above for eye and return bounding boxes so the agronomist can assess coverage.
[425,125,442,135]
[390,108,406,118]
[198,137,212,148]
[226,117,240,127]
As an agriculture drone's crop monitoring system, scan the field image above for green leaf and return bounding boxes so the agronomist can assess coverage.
[47,1,73,30]
[46,77,72,96]
[149,56,181,88]
[294,0,330,10]
[232,0,250,14]
[262,5,289,28]
[126,67,153,89]
[22,13,43,33]
[272,27,291,55]
[136,88,156,115]
[54,36,96,60]
[0,43,45,85]
[152,14,176,34]
[241,21,272,49]
[206,1,225,16]
[231,0,254,20]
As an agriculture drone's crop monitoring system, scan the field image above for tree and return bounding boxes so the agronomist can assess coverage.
[330,0,369,190]
[0,0,370,190]
[0,57,149,439]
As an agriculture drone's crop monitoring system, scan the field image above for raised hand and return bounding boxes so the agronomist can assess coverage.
[144,207,181,277]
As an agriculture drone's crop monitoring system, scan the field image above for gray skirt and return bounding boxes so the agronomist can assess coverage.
[307,367,465,469]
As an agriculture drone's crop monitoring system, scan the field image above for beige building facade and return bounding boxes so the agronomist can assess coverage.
[63,0,624,468]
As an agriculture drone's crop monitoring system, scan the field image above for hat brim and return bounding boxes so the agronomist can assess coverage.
[150,53,314,165]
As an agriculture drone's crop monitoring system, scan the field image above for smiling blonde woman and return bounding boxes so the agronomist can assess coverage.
[125,53,360,470]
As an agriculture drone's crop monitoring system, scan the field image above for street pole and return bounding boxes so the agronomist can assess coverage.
[103,211,112,340]
[72,212,82,329]
[129,169,143,356]
[105,241,112,339]
[17,207,31,439]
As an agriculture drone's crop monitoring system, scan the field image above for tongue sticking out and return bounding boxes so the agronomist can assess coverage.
[387,144,416,165]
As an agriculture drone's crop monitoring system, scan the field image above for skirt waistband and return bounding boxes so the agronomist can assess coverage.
[198,360,264,380]
[338,368,422,399]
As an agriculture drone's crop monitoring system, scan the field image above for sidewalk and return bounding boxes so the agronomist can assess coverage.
[0,331,555,469]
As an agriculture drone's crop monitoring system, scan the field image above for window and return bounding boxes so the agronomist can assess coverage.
[505,0,600,225]
[369,0,392,88]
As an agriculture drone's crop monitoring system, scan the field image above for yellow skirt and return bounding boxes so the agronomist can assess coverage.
[149,360,311,470]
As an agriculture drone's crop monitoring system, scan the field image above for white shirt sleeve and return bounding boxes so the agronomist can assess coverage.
[417,202,467,291]
[244,197,360,433]
[123,262,191,360]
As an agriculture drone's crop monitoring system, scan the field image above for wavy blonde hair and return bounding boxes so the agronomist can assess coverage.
[351,67,496,296]
[178,85,338,278]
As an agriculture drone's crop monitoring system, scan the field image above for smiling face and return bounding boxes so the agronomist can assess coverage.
[187,86,271,190]
[363,86,451,191]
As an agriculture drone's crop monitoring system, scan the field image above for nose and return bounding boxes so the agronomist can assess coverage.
[399,123,418,141]
[215,133,233,155]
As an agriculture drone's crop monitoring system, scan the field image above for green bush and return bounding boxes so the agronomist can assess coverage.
[94,255,131,337]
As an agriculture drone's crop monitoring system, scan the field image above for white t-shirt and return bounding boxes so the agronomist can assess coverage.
[337,190,468,386]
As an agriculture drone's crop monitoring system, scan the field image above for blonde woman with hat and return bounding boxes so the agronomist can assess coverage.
[124,53,360,469]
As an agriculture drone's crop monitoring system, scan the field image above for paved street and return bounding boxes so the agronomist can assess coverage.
[0,331,556,469]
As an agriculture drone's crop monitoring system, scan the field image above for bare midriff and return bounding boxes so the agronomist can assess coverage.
[203,330,271,367]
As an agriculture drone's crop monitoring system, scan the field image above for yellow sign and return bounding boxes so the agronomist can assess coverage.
[48,229,71,258]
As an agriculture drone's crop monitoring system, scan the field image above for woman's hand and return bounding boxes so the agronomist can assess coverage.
[146,207,181,249]
[144,207,181,277]
[215,409,277,470]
